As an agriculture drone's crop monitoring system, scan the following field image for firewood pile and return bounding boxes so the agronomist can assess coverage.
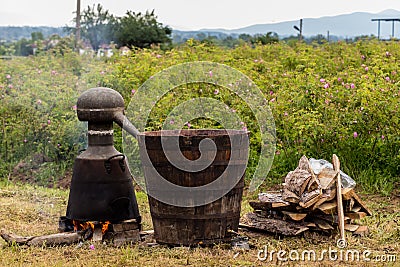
[241,155,371,237]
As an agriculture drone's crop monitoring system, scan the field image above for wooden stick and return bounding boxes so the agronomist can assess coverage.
[332,154,346,243]
[0,229,84,246]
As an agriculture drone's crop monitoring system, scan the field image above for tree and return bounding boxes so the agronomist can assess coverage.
[115,10,172,48]
[76,4,117,49]
[252,32,279,45]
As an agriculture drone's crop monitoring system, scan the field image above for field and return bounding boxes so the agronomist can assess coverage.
[0,40,399,266]
[0,181,398,266]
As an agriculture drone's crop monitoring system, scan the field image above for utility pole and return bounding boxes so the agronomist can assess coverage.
[76,0,81,49]
[293,19,303,42]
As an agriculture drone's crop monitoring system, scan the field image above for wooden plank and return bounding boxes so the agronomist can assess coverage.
[344,224,360,232]
[349,191,372,216]
[282,211,308,221]
[282,189,300,204]
[332,154,346,245]
[317,201,337,214]
[312,214,351,225]
[353,225,369,236]
[345,212,367,220]
[299,189,322,208]
[314,219,334,230]
[318,168,337,189]
[341,188,354,200]
[272,202,292,208]
[351,206,362,212]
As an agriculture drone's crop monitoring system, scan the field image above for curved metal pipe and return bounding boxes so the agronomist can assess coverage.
[114,112,140,139]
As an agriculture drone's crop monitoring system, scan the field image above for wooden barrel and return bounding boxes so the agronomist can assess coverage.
[138,129,248,246]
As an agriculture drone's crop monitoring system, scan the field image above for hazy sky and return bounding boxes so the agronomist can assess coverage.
[1,0,400,30]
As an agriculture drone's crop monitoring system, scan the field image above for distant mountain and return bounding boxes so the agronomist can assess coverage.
[0,26,67,42]
[198,9,400,38]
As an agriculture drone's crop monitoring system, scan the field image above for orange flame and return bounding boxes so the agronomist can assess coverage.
[72,220,110,235]
[102,221,111,235]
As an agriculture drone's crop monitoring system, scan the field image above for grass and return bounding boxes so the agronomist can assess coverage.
[0,180,398,267]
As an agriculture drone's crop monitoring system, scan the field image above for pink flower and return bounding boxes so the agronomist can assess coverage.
[381,135,385,140]
[270,98,275,103]
[242,126,248,131]
[51,70,57,75]
[353,132,358,138]
[156,54,162,58]
[185,122,191,128]
[325,99,330,105]
[47,119,51,125]
[385,51,391,57]
[8,84,13,89]
[6,74,11,79]
[350,83,355,89]
[131,89,136,94]
[72,105,77,110]
[364,66,369,71]
[284,112,288,116]
[38,70,42,74]
[89,244,95,250]
[361,55,366,60]
[275,150,281,155]
[269,91,274,95]
[23,139,27,143]
[385,77,390,82]
[324,83,329,89]
[208,71,213,77]
[37,99,42,105]
[169,119,174,124]
[214,89,219,95]
[100,71,105,75]
[337,77,342,82]
[320,78,326,83]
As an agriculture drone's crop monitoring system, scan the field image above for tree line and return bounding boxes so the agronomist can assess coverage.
[68,4,172,50]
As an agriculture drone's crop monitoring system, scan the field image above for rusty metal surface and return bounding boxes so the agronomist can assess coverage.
[66,87,141,223]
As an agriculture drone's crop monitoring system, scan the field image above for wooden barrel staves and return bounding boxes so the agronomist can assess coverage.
[138,129,249,246]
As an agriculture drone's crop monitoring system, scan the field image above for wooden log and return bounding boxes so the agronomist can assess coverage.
[109,219,140,232]
[0,229,84,246]
[111,229,140,247]
[332,154,346,244]
[258,192,286,203]
[240,213,309,236]
[249,201,295,212]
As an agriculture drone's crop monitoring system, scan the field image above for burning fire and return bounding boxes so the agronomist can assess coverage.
[73,220,111,235]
